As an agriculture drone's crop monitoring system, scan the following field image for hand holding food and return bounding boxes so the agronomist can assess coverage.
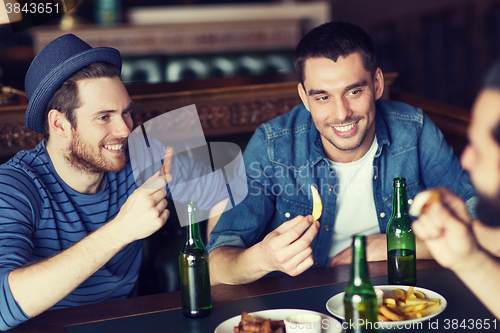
[409,190,441,217]
[378,286,441,321]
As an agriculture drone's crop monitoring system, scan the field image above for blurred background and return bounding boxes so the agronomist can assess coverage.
[1,0,500,111]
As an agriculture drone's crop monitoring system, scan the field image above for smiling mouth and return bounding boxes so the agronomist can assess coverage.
[333,122,357,132]
[104,143,124,151]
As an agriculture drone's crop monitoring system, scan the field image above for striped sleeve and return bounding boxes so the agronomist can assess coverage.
[0,169,39,330]
[0,275,30,331]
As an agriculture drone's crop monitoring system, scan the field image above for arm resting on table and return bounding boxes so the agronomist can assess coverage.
[329,233,433,267]
[8,220,128,318]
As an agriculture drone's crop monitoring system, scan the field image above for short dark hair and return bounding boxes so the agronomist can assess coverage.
[43,62,121,140]
[293,21,377,85]
[482,60,500,146]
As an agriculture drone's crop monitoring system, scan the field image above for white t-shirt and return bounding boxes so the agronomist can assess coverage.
[326,136,380,264]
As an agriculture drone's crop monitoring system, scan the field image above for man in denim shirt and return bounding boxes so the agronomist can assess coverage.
[207,22,477,285]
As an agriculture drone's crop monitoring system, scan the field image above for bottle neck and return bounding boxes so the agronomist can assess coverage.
[392,185,409,218]
[182,207,206,251]
[349,236,370,286]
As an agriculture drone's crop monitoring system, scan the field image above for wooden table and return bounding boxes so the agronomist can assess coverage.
[11,260,498,333]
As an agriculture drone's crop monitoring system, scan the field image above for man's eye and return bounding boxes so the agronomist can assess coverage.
[99,116,109,121]
[348,89,362,96]
[123,109,131,115]
[317,96,329,101]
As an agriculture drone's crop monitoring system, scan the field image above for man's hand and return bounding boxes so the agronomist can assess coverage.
[110,171,170,245]
[412,188,481,273]
[257,215,320,277]
[209,215,320,285]
[109,147,173,245]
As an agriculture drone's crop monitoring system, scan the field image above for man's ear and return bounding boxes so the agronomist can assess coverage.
[297,83,311,112]
[374,68,385,101]
[47,109,71,139]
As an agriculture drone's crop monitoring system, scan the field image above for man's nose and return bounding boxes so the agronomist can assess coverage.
[113,116,132,138]
[460,144,474,172]
[332,97,353,121]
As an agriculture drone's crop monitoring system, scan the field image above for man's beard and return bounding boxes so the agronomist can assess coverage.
[475,191,500,227]
[65,130,128,174]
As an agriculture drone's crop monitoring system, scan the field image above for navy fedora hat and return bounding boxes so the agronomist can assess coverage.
[24,34,122,134]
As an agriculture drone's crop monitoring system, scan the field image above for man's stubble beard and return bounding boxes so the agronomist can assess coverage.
[65,129,127,174]
[475,190,500,227]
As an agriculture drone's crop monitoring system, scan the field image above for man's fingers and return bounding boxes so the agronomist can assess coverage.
[156,197,168,212]
[413,215,444,241]
[437,188,471,223]
[289,251,315,276]
[141,171,167,191]
[274,214,306,233]
[149,188,168,205]
[279,216,315,246]
[411,188,470,224]
[289,220,319,249]
[160,206,170,222]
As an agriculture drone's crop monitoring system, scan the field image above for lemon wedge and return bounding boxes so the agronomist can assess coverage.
[311,185,322,221]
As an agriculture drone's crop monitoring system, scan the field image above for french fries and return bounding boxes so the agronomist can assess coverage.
[379,287,441,321]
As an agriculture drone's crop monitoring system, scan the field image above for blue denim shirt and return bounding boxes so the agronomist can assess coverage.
[207,100,476,268]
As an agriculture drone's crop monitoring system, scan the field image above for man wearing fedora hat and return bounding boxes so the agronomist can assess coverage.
[0,34,228,330]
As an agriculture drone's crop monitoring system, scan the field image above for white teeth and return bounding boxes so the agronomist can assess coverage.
[104,144,123,151]
[333,123,355,132]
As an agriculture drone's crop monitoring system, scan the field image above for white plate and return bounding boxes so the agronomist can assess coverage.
[215,309,342,333]
[326,285,447,328]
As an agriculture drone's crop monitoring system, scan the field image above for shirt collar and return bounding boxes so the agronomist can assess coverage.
[374,99,391,157]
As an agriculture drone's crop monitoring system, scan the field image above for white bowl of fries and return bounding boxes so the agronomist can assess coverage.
[326,285,447,328]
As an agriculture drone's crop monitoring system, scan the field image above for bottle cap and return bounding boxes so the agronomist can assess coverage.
[393,177,406,187]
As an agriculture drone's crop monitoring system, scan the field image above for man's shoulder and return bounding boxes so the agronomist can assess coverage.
[377,99,423,123]
[260,104,312,138]
[244,104,314,168]
[0,143,48,180]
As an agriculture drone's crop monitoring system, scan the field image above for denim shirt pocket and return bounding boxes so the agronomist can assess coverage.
[275,195,311,223]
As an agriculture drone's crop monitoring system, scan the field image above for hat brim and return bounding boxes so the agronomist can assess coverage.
[25,47,122,134]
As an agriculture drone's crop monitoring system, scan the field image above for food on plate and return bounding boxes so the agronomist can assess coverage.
[310,185,322,221]
[233,312,285,333]
[409,190,441,216]
[378,286,441,321]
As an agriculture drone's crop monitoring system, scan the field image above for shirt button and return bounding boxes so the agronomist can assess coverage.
[329,186,334,191]
[380,212,386,218]
[374,175,378,180]
[324,225,330,231]
[408,199,413,205]
[315,263,320,268]
[285,212,290,218]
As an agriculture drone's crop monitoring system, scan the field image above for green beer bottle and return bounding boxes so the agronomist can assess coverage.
[386,177,417,285]
[178,202,212,318]
[344,235,378,333]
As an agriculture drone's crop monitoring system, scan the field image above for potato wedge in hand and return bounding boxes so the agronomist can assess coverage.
[311,185,322,221]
